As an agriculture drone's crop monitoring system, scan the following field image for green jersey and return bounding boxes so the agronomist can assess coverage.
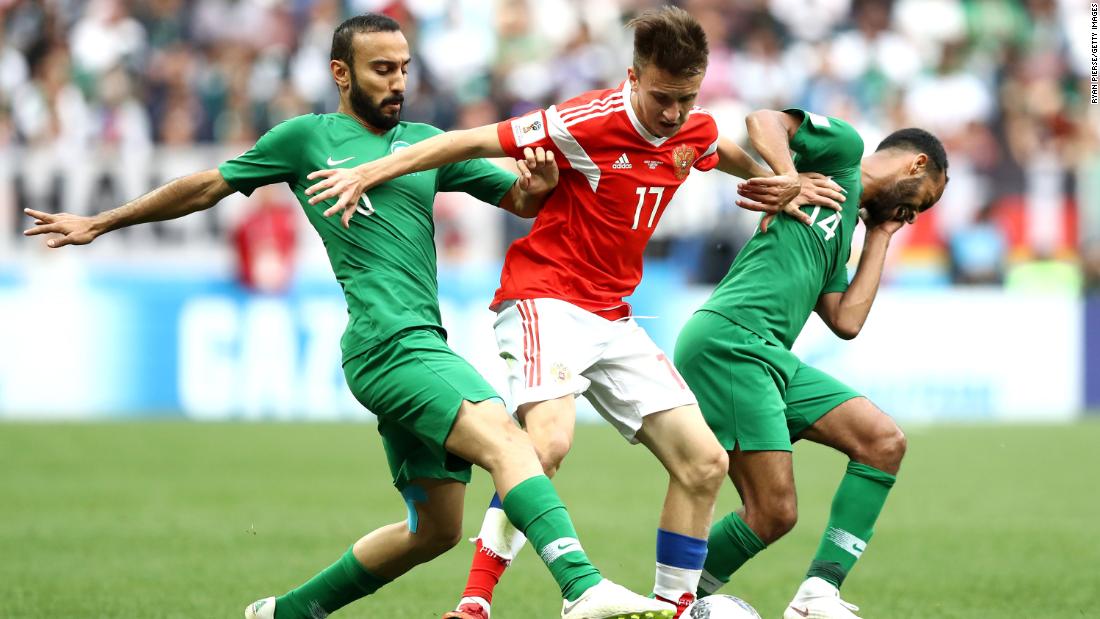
[218,113,517,363]
[700,109,864,350]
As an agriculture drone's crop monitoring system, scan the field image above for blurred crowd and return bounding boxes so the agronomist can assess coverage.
[0,0,1097,290]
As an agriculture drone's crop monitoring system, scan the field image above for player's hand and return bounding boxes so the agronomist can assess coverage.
[862,211,907,238]
[790,173,845,211]
[22,208,100,247]
[516,147,557,196]
[747,173,846,234]
[735,174,801,217]
[875,218,905,235]
[305,164,383,229]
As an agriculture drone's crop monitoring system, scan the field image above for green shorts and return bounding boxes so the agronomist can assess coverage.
[344,327,500,489]
[674,311,861,452]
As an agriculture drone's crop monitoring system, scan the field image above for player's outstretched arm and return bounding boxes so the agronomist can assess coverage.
[814,218,906,340]
[499,147,558,219]
[306,124,506,228]
[24,169,234,248]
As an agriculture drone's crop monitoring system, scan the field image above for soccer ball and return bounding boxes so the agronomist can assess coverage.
[684,594,762,619]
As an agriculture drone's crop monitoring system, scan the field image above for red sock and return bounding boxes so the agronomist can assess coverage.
[461,538,510,602]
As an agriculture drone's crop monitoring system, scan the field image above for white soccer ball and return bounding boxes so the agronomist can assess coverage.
[684,594,762,619]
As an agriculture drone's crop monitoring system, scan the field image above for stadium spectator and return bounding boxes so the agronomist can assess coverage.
[231,185,298,294]
[948,203,1008,285]
[0,0,1090,285]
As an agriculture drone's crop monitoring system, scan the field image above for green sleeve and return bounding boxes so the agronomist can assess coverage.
[218,115,314,196]
[823,263,850,294]
[436,157,518,206]
[784,108,865,177]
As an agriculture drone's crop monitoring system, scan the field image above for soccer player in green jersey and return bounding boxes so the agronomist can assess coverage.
[22,13,676,619]
[674,109,948,619]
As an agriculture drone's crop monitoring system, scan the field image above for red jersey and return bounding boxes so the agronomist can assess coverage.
[493,82,720,318]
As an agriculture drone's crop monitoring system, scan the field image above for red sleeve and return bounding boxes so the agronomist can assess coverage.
[495,109,571,169]
[694,147,719,171]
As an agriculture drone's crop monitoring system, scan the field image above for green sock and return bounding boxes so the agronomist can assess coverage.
[274,547,389,619]
[698,512,767,595]
[806,461,897,588]
[500,475,602,601]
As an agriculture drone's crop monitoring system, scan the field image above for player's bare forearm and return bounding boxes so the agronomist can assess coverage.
[24,169,233,247]
[364,125,504,185]
[745,110,799,178]
[716,136,771,179]
[815,229,892,339]
[99,170,232,233]
[306,124,509,227]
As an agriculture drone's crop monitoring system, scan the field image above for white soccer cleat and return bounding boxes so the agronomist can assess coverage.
[244,596,276,619]
[561,579,676,619]
[783,577,861,619]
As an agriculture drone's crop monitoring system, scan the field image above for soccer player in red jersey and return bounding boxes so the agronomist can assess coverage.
[305,7,843,619]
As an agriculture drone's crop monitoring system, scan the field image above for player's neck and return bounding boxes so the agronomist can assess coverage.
[337,102,390,135]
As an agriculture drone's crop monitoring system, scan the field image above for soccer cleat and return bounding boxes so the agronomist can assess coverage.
[244,597,276,619]
[561,579,676,619]
[442,596,491,619]
[655,592,695,619]
[783,577,861,619]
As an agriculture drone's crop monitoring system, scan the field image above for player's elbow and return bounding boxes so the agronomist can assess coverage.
[745,110,768,133]
[746,109,784,130]
[831,319,862,340]
[194,169,233,210]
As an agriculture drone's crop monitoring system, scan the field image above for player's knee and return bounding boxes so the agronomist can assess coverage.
[534,432,570,477]
[855,422,907,472]
[408,521,463,559]
[875,425,907,469]
[675,444,728,495]
[427,526,464,555]
[473,411,537,472]
[757,498,798,543]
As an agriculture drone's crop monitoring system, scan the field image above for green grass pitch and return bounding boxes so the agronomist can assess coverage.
[3,420,1098,618]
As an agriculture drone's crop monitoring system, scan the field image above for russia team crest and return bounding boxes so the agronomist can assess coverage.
[672,144,696,180]
[550,362,572,384]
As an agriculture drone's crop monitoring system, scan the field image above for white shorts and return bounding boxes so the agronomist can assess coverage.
[493,298,697,442]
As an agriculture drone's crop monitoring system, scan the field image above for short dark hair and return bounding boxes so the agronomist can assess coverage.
[628,6,708,77]
[331,13,401,68]
[876,128,949,178]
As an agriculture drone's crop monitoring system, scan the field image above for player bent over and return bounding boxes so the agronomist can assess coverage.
[303,8,845,619]
[23,13,675,619]
[674,109,948,618]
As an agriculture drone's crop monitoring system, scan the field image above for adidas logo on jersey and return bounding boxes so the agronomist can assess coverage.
[612,153,632,169]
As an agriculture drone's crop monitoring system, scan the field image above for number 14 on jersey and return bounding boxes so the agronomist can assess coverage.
[807,205,839,240]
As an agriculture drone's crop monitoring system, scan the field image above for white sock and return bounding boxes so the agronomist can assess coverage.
[654,563,702,602]
[476,505,528,561]
[653,528,707,601]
